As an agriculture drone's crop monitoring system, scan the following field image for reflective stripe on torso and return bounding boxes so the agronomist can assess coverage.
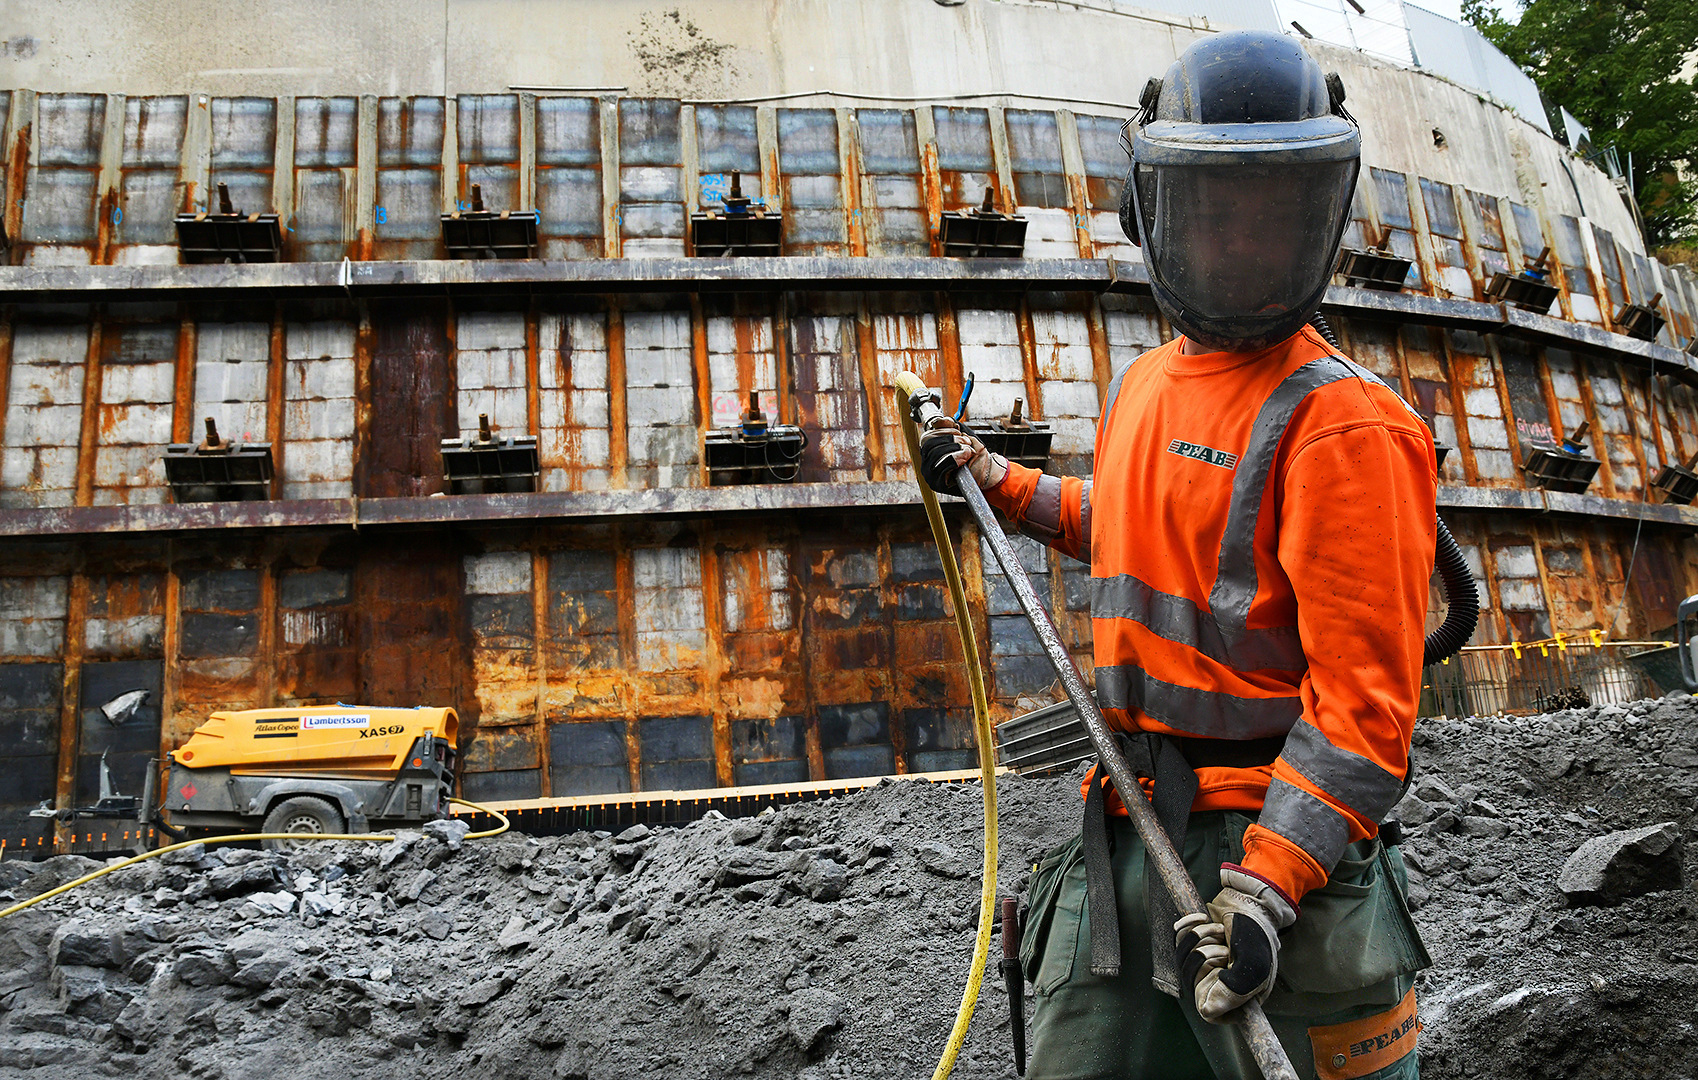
[1089,334,1412,741]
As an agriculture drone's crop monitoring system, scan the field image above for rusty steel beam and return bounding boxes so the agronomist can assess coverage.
[1502,305,1685,376]
[2,258,1690,386]
[1438,485,1547,514]
[1320,281,1501,330]
[0,480,1693,540]
[53,570,90,845]
[0,256,1122,300]
[0,497,360,537]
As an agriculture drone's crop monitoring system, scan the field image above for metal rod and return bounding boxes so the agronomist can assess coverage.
[958,476,1297,1079]
[902,382,1299,1080]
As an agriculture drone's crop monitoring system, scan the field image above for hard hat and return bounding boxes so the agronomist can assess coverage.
[1120,31,1361,352]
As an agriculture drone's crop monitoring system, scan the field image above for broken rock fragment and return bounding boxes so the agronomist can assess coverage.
[423,818,471,850]
[1558,822,1685,906]
[914,840,968,879]
[458,972,514,1009]
[786,987,846,1052]
[417,908,453,940]
[498,915,536,951]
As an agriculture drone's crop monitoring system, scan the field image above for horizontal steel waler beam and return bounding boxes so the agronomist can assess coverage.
[0,481,1691,541]
[0,256,1690,382]
[0,256,1120,300]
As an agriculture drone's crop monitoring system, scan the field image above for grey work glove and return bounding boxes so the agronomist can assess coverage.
[1174,864,1298,1024]
[919,416,1009,495]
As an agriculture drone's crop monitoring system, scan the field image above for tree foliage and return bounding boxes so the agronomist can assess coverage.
[1463,0,1698,246]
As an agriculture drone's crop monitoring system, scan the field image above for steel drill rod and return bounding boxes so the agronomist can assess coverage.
[952,475,1300,1080]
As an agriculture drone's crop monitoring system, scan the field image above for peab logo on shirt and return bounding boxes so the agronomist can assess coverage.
[1167,439,1239,470]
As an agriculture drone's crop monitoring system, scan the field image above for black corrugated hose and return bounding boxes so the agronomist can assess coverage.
[1310,314,1478,665]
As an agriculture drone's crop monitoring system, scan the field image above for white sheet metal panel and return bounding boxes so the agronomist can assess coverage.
[1,324,88,509]
[464,551,533,595]
[1030,309,1100,467]
[790,314,867,482]
[92,338,174,506]
[721,546,791,633]
[111,95,188,266]
[956,309,1025,423]
[193,322,270,445]
[633,546,706,670]
[1021,208,1078,259]
[457,311,529,440]
[706,314,778,430]
[0,576,69,657]
[282,321,356,500]
[623,310,698,488]
[872,311,939,482]
[1101,302,1164,381]
[538,312,611,492]
[1588,369,1640,495]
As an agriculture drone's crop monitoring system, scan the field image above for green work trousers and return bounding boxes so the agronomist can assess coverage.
[1019,811,1431,1080]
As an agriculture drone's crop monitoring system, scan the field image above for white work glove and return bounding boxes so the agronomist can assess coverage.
[919,416,1008,495]
[1174,864,1298,1024]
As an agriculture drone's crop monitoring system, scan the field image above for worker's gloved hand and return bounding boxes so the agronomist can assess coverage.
[1174,864,1298,1024]
[920,417,1008,495]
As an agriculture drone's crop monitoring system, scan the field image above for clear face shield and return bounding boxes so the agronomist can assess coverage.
[1137,159,1356,325]
[1130,117,1361,351]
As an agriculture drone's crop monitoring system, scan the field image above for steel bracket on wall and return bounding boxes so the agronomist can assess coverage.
[175,183,283,264]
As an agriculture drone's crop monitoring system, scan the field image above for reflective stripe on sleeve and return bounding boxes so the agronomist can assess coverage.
[1095,663,1301,739]
[1278,720,1405,821]
[1017,473,1066,544]
[1257,776,1352,872]
[1078,481,1094,563]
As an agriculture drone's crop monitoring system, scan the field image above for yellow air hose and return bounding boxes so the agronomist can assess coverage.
[0,797,509,921]
[894,371,1000,1080]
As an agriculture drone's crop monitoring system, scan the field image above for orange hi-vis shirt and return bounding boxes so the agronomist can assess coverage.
[986,325,1437,905]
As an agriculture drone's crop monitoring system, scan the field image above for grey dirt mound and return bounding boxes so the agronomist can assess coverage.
[1,697,1695,1080]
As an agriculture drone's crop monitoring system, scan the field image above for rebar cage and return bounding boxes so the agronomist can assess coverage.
[1421,646,1665,718]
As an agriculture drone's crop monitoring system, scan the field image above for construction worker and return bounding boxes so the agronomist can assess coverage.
[922,30,1433,1080]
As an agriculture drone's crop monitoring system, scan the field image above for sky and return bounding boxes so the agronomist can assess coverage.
[1405,0,1523,23]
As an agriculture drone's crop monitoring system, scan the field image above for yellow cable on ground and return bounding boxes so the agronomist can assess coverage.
[0,797,509,921]
[894,371,999,1080]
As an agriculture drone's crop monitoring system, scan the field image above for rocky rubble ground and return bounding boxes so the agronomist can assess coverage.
[1392,696,1698,1080]
[0,696,1693,1080]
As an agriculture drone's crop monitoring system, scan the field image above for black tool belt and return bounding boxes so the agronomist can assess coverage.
[1081,731,1282,996]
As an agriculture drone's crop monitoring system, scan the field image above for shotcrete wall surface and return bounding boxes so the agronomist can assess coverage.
[0,698,1695,1079]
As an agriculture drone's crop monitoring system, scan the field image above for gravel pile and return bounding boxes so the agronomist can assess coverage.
[1393,696,1698,1080]
[0,697,1693,1080]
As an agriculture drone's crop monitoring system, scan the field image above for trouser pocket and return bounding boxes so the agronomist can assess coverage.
[1020,835,1086,995]
[1274,837,1432,1000]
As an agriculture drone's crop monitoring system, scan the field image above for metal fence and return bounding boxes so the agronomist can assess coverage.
[1420,642,1670,718]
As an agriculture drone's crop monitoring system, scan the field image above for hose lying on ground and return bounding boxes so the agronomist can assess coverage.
[0,797,510,922]
[894,374,1000,1080]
